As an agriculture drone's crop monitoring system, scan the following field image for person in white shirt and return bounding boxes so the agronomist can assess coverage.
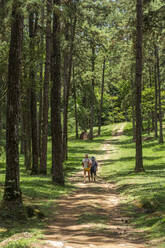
[82,154,91,183]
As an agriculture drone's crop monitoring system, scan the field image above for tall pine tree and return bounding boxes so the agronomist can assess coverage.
[135,0,144,172]
[3,0,23,207]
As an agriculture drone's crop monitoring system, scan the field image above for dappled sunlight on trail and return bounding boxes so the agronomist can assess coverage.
[36,124,148,248]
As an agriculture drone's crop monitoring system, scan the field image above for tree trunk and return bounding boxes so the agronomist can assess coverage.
[3,0,23,204]
[23,93,32,171]
[20,111,24,155]
[155,45,163,143]
[29,12,39,175]
[63,16,77,161]
[40,0,51,174]
[20,76,25,156]
[89,44,95,140]
[62,24,69,161]
[154,59,158,139]
[134,0,144,172]
[72,66,79,139]
[149,66,154,131]
[132,104,136,140]
[38,63,43,163]
[51,0,64,185]
[131,66,136,140]
[38,2,44,164]
[98,58,105,136]
[22,60,32,170]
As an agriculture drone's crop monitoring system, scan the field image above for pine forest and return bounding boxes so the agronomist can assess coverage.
[0,0,165,247]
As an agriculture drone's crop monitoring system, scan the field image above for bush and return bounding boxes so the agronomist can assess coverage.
[3,239,31,248]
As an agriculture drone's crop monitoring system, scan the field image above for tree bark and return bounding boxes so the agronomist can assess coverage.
[51,0,64,185]
[155,45,163,143]
[3,0,23,204]
[40,0,52,174]
[38,2,44,164]
[131,66,136,140]
[62,23,69,161]
[20,111,24,154]
[154,58,158,139]
[38,67,43,163]
[21,63,32,170]
[98,58,105,136]
[72,66,79,139]
[149,66,154,131]
[29,12,39,175]
[89,44,95,140]
[134,0,144,172]
[23,92,32,171]
[63,16,77,161]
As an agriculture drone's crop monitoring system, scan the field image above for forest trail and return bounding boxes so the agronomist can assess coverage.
[36,123,147,248]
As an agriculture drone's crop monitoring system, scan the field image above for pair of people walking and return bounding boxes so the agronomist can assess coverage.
[82,154,98,183]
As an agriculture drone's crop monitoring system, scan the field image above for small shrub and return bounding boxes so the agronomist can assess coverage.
[135,196,160,213]
[3,239,31,248]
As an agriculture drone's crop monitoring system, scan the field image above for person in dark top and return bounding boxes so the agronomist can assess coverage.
[90,156,98,182]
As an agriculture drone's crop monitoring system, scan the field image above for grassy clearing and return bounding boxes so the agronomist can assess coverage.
[0,124,115,246]
[100,122,165,247]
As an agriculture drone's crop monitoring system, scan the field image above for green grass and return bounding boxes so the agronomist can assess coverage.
[0,124,115,246]
[2,122,165,247]
[100,122,165,247]
[1,238,34,248]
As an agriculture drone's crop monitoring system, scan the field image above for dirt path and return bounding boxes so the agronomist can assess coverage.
[37,124,147,248]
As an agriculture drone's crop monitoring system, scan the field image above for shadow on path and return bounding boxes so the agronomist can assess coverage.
[41,174,146,248]
[37,124,148,248]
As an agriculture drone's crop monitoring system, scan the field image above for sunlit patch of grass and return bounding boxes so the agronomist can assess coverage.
[157,243,165,248]
[100,122,165,245]
[0,228,8,236]
[2,238,34,248]
[0,218,43,244]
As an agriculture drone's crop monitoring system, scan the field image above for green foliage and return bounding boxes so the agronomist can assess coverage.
[142,86,155,127]
[3,239,31,248]
[1,0,164,132]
